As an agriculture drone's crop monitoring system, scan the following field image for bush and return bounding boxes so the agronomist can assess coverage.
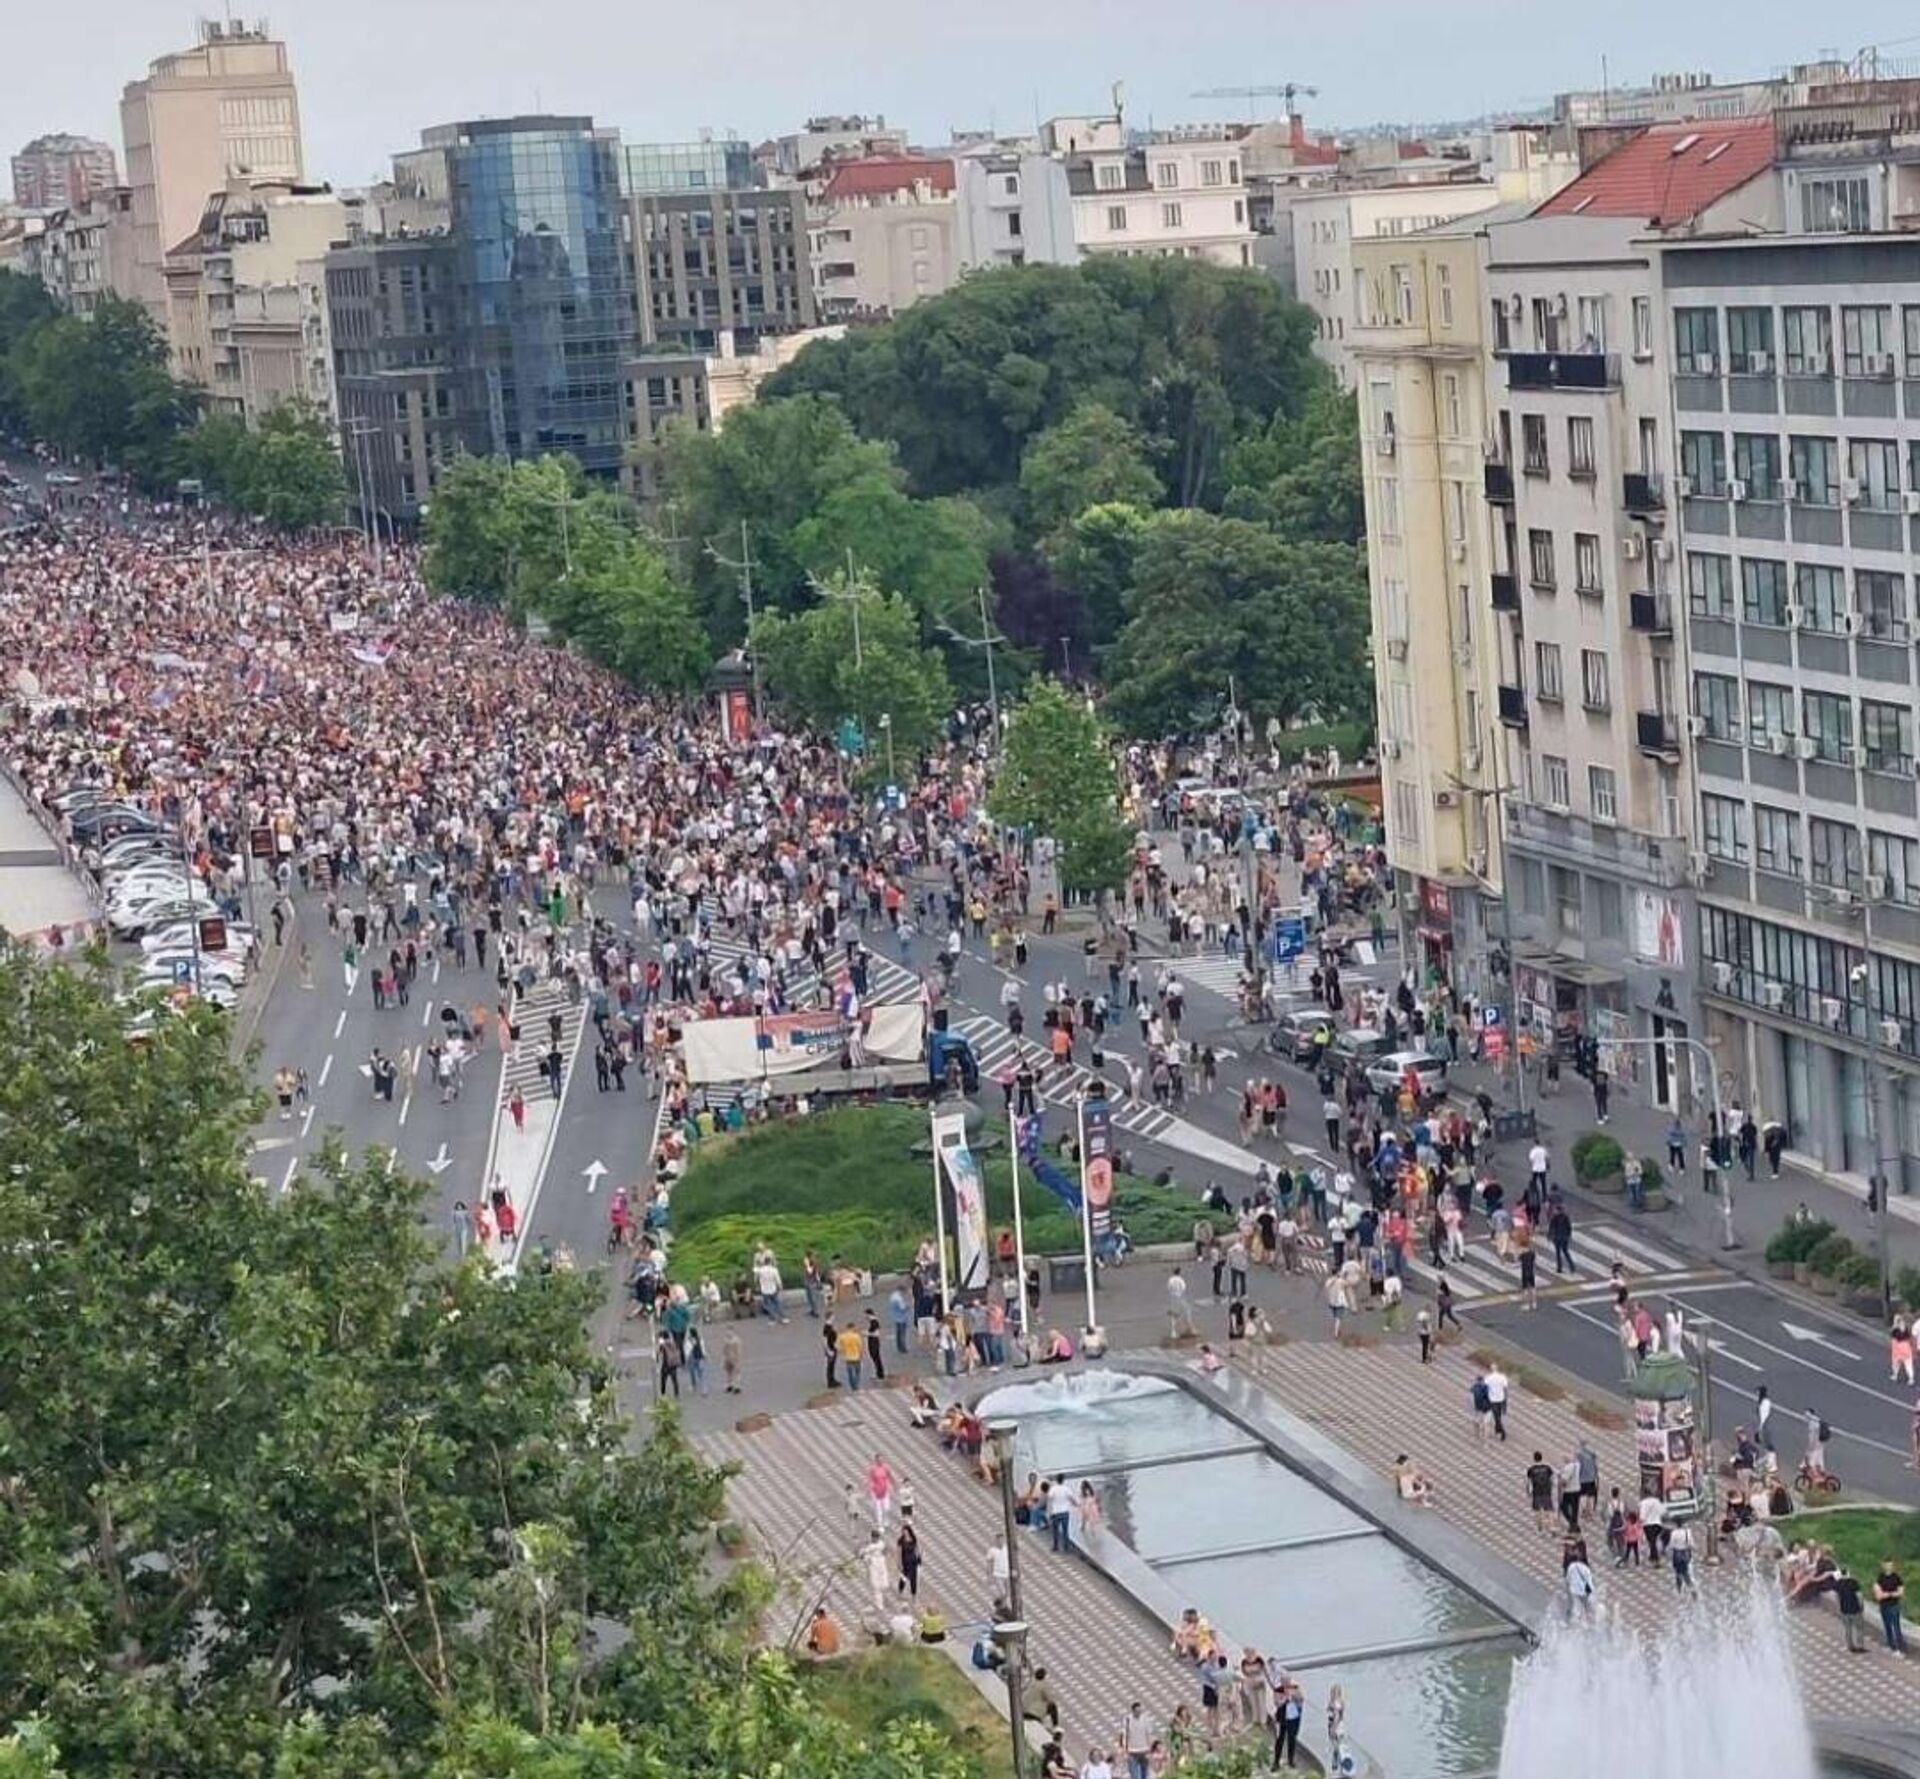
[1897,1263,1920,1312]
[1836,1253,1883,1294]
[1571,1132,1624,1183]
[1806,1233,1856,1279]
[1636,1156,1664,1193]
[1766,1217,1834,1266]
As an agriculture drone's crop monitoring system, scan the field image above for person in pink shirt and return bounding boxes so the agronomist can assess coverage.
[867,1452,896,1532]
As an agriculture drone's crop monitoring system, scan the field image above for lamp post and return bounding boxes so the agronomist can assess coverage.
[986,1420,1025,1621]
[704,516,763,722]
[879,712,897,785]
[1687,1309,1722,1563]
[1450,770,1528,1125]
[991,1620,1030,1779]
[936,583,1006,747]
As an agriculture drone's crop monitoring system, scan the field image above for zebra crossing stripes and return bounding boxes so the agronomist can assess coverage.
[1402,1219,1695,1303]
[950,1013,1178,1142]
[701,933,922,1007]
[499,980,588,1107]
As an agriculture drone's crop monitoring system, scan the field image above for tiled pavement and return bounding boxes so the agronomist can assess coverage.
[1241,1341,1920,1722]
[698,1390,1212,1756]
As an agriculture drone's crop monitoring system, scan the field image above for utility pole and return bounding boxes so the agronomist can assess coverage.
[1691,1310,1720,1563]
[704,519,764,721]
[1453,770,1528,1123]
[938,585,1006,746]
[1859,898,1895,1321]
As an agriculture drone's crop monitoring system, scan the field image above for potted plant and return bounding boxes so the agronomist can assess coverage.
[1571,1131,1625,1193]
[1780,1218,1835,1286]
[1805,1233,1854,1296]
[1836,1252,1883,1317]
[1636,1156,1668,1212]
[1763,1223,1799,1280]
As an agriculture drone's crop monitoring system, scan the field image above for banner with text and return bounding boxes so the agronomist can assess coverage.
[1081,1095,1115,1241]
[681,1002,925,1084]
[932,1104,991,1299]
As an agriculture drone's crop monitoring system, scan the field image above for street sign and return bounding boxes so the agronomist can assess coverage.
[170,957,194,985]
[197,915,227,953]
[1268,915,1307,963]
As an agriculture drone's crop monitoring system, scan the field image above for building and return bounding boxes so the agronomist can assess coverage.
[622,137,752,196]
[1475,118,1775,1113]
[119,20,304,324]
[811,155,957,318]
[36,187,139,315]
[1351,201,1537,999]
[762,116,908,180]
[12,133,118,211]
[627,180,814,354]
[953,147,1075,271]
[160,178,353,418]
[1043,114,1255,268]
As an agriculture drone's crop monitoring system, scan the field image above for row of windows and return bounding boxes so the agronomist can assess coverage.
[1702,906,1920,1056]
[1685,550,1910,638]
[1700,795,1920,903]
[1531,643,1615,712]
[1671,302,1920,377]
[1532,755,1621,822]
[1692,673,1917,768]
[1677,429,1920,507]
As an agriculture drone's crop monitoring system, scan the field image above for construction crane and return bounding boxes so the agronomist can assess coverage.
[1191,83,1320,116]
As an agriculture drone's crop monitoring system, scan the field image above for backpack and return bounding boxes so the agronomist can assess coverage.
[1471,1381,1491,1414]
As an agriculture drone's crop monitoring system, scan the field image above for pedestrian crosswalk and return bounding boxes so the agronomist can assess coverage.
[702,933,923,1008]
[499,980,587,1107]
[950,1011,1182,1145]
[1401,1218,1699,1303]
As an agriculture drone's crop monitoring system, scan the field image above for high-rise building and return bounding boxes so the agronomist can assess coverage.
[119,20,304,322]
[622,137,751,197]
[11,133,119,211]
[627,179,812,355]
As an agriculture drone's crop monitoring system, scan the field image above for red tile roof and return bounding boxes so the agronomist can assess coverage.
[1535,117,1774,226]
[824,156,956,200]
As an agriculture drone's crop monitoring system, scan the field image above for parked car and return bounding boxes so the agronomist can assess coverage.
[1268,1008,1337,1066]
[1364,1049,1450,1099]
[110,895,216,940]
[1331,1027,1395,1068]
[141,920,254,956]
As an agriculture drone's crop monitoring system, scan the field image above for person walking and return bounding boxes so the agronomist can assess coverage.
[1046,1475,1074,1553]
[655,1327,682,1398]
[1548,1202,1574,1274]
[1166,1268,1195,1340]
[1873,1560,1907,1653]
[895,1513,923,1599]
[1120,1703,1155,1779]
[867,1453,896,1532]
[1484,1363,1510,1441]
[721,1326,743,1395]
[1272,1682,1304,1770]
[1527,1451,1556,1534]
[862,1532,892,1615]
[1668,1518,1695,1591]
[838,1321,867,1392]
[1416,1307,1434,1363]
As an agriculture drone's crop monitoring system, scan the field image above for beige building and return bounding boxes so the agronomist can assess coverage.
[162,179,349,421]
[33,187,139,315]
[120,20,304,323]
[1351,206,1527,997]
[811,156,958,319]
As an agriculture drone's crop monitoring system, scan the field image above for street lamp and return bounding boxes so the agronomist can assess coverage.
[990,1620,1030,1779]
[936,584,1005,748]
[879,712,897,784]
[705,517,763,722]
[986,1421,1025,1622]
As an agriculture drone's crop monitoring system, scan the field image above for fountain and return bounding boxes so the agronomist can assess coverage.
[1498,1578,1817,1779]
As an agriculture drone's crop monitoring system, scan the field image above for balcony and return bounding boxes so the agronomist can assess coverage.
[1623,471,1665,514]
[1506,350,1620,392]
[1629,591,1674,636]
[1490,571,1520,612]
[1484,460,1515,503]
[1636,710,1682,759]
[1498,684,1529,729]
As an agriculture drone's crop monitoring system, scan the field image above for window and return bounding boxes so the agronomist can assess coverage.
[1567,415,1596,477]
[1688,551,1734,620]
[1857,569,1908,643]
[1631,295,1652,358]
[1541,753,1570,808]
[1848,437,1900,510]
[1380,576,1410,646]
[1437,263,1454,327]
[1862,700,1914,774]
[1391,264,1414,323]
[1491,297,1512,353]
[1905,306,1920,378]
[1588,764,1618,823]
[1747,679,1795,746]
[1754,806,1802,877]
[1841,305,1894,376]
[1535,640,1564,700]
[1097,162,1123,190]
[1161,202,1183,229]
[1375,475,1402,536]
[1810,818,1863,893]
[1527,528,1556,589]
[1726,306,1775,373]
[1227,160,1239,183]
[1580,648,1611,712]
[1788,434,1837,504]
[1674,306,1719,373]
[1573,532,1603,595]
[1783,306,1833,375]
[1702,792,1748,861]
[1106,204,1128,232]
[1869,831,1920,905]
[1731,433,1781,499]
[1795,563,1847,635]
[1200,160,1223,187]
[1802,689,1854,764]
[1804,174,1872,234]
[1522,413,1549,476]
[1551,863,1581,935]
[1004,173,1019,195]
[1154,161,1177,189]
[1593,876,1625,939]
[1695,672,1740,741]
[1441,372,1462,437]
[1680,430,1726,496]
[1572,294,1606,351]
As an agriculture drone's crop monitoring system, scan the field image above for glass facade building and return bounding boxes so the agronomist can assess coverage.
[437,116,634,477]
[621,138,751,197]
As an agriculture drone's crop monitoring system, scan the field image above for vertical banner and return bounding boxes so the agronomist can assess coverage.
[720,687,752,745]
[1008,1105,1029,1335]
[1081,1093,1114,1244]
[932,1105,990,1300]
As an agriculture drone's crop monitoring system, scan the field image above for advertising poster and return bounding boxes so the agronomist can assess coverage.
[1633,1395,1699,1512]
[1082,1094,1114,1242]
[932,1106,990,1298]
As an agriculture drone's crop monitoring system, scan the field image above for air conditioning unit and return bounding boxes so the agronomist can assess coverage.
[1434,788,1459,809]
[1808,351,1832,375]
[1451,539,1469,562]
[1673,474,1695,497]
[1712,959,1734,991]
[1687,714,1709,737]
[1829,888,1857,909]
[1623,534,1645,560]
[1794,735,1819,760]
[1762,981,1786,1010]
[1386,637,1409,659]
[1867,873,1889,899]
[1821,994,1845,1028]
[1882,1017,1904,1047]
[1691,851,1714,881]
[1728,478,1749,502]
[1768,731,1795,757]
[1786,601,1807,627]
[1786,479,1810,503]
[1867,352,1896,377]
[1842,476,1864,504]
[1692,352,1718,374]
[1651,539,1674,561]
[1749,350,1771,373]
[1906,491,1920,516]
[1845,612,1864,636]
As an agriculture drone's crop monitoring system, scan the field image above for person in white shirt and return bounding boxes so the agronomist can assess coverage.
[1528,1141,1550,1194]
[1483,1365,1510,1440]
[1639,1491,1667,1565]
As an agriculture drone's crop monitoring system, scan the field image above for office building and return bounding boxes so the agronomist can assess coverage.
[12,133,118,211]
[627,181,813,353]
[762,115,908,180]
[811,155,957,318]
[622,138,752,196]
[119,20,304,322]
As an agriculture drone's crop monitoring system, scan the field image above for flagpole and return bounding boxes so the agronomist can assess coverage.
[1008,1105,1029,1338]
[932,1103,952,1317]
[1076,1092,1097,1335]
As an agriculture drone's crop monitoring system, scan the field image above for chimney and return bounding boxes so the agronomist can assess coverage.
[1289,112,1307,150]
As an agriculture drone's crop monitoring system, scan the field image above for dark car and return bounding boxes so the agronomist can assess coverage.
[1268,1008,1336,1066]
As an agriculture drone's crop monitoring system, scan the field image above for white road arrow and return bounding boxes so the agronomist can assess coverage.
[1706,1336,1762,1374]
[582,1159,608,1193]
[1781,1320,1860,1360]
[425,1142,454,1176]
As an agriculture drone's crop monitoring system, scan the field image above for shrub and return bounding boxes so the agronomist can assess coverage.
[1571,1132,1624,1183]
[1836,1253,1882,1294]
[1767,1217,1833,1265]
[1635,1156,1664,1193]
[1896,1263,1920,1312]
[1764,1226,1798,1265]
[1807,1233,1856,1278]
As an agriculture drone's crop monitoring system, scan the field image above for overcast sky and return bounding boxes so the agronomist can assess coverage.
[13,1,1920,186]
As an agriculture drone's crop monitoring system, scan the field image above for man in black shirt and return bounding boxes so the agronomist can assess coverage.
[1833,1565,1867,1652]
[1526,1452,1556,1533]
[1873,1562,1907,1653]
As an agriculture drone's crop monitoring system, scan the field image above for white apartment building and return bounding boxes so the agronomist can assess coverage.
[1042,115,1254,266]
[952,148,1075,270]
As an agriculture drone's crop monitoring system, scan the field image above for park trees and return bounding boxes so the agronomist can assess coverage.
[990,676,1134,896]
[178,402,347,531]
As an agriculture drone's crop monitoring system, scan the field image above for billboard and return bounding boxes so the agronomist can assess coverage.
[932,1104,990,1299]
[1082,1093,1114,1242]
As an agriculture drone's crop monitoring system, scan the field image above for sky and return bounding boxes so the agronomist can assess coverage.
[11,0,1920,187]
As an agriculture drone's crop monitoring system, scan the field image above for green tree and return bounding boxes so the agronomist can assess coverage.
[180,403,346,531]
[1222,382,1364,544]
[990,676,1134,896]
[1017,402,1163,544]
[751,572,951,757]
[1041,500,1153,649]
[422,454,520,603]
[791,475,997,625]
[548,523,709,693]
[1103,511,1371,737]
[0,269,58,433]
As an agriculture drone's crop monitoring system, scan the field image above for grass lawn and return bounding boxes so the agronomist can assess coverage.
[665,1101,1201,1287]
[799,1645,1013,1777]
[1798,1506,1920,1622]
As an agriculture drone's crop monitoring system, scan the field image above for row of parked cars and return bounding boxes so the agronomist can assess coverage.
[47,783,256,1011]
[1267,1007,1450,1100]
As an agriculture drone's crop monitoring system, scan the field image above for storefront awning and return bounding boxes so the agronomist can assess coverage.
[1513,946,1624,988]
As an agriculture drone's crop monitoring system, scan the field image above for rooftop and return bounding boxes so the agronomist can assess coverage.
[1534,116,1773,226]
[822,155,956,200]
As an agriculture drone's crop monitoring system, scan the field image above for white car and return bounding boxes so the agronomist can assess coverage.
[139,949,247,987]
[141,920,254,955]
[107,867,199,901]
[110,897,217,940]
[1364,1049,1450,1099]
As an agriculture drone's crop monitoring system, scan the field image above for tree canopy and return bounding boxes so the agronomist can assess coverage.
[990,676,1134,895]
[177,402,347,532]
